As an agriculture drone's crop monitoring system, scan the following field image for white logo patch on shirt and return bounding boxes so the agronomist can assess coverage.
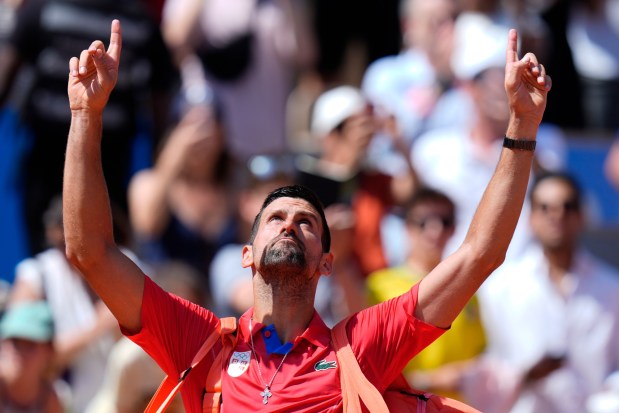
[227,351,251,377]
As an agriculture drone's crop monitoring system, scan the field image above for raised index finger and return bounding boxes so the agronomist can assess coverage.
[506,28,518,64]
[107,19,122,62]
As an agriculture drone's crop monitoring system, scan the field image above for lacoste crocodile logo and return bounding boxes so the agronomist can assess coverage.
[314,359,337,371]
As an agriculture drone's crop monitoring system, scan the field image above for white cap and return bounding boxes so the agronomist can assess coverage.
[451,12,510,80]
[310,86,368,137]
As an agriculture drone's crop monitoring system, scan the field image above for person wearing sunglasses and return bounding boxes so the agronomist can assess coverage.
[367,187,485,405]
[472,172,619,413]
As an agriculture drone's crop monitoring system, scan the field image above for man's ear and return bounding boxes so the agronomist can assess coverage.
[242,244,254,268]
[319,252,334,276]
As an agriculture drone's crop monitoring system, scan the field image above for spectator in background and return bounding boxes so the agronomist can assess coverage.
[161,0,316,163]
[0,301,63,413]
[460,0,550,54]
[450,1,576,135]
[471,172,619,413]
[128,101,236,289]
[411,12,567,260]
[361,0,468,145]
[453,8,568,178]
[297,85,418,277]
[0,0,178,255]
[8,197,142,413]
[367,188,485,404]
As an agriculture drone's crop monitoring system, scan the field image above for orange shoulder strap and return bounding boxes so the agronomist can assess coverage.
[202,317,238,412]
[144,317,238,413]
[331,317,390,413]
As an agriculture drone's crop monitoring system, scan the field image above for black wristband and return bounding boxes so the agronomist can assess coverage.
[503,136,536,151]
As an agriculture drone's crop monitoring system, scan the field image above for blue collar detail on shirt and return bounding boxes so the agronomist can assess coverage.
[262,324,293,355]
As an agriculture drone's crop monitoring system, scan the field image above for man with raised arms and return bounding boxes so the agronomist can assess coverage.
[63,20,550,412]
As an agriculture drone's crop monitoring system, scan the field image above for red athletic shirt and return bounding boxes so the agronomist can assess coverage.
[125,276,445,412]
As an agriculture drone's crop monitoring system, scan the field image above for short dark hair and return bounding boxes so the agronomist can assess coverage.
[405,187,455,221]
[249,185,331,252]
[529,171,582,207]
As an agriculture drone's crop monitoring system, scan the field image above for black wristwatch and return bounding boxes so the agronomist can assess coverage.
[503,136,536,151]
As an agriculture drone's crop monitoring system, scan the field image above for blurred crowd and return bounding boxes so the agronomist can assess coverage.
[0,0,619,412]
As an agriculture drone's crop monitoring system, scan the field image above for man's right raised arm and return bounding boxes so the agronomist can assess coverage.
[63,20,144,333]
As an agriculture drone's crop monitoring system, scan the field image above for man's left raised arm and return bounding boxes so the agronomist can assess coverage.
[415,29,551,329]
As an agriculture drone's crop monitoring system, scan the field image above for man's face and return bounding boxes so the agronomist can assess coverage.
[530,179,583,250]
[405,0,455,57]
[242,197,332,279]
[0,338,53,383]
[406,201,455,256]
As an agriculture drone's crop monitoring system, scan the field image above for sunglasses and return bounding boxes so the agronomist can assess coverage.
[407,215,455,231]
[532,200,580,214]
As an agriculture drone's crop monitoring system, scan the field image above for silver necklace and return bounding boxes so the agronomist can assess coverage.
[248,318,290,405]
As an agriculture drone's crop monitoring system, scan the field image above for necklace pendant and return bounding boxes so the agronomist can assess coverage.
[260,386,272,405]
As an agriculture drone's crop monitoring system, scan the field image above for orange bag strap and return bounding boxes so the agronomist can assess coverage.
[144,317,237,413]
[331,317,390,413]
[202,317,238,412]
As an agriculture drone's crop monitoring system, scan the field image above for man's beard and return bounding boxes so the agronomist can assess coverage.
[260,233,307,273]
[257,233,318,302]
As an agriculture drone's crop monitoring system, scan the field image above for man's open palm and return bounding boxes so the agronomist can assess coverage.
[68,19,122,113]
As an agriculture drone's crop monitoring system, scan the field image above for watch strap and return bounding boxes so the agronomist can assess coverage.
[503,136,536,151]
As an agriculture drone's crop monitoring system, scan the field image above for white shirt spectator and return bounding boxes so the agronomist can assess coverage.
[475,244,619,413]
